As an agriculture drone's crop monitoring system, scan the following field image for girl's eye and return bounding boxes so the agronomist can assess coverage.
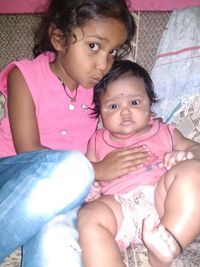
[89,43,99,51]
[110,49,118,57]
[110,104,118,109]
[131,99,140,105]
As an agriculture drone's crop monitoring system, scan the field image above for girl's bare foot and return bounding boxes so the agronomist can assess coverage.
[142,218,182,267]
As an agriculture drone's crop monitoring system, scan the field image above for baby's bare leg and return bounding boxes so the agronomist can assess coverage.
[77,195,125,267]
[143,159,200,267]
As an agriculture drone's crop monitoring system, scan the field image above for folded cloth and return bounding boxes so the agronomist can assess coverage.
[151,6,200,122]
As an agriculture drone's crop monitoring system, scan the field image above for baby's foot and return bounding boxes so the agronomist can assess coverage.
[142,218,181,267]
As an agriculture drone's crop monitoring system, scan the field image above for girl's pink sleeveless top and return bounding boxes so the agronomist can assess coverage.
[0,52,97,157]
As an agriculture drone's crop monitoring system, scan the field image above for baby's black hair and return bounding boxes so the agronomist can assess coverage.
[33,0,136,59]
[92,60,159,118]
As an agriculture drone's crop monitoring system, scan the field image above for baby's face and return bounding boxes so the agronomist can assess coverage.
[100,76,151,140]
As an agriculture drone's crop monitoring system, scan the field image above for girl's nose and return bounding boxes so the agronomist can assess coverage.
[96,54,109,72]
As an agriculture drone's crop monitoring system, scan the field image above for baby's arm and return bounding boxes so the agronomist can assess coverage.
[163,128,200,170]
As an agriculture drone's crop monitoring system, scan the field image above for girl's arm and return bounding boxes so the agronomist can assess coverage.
[8,67,49,153]
[86,135,149,181]
[91,146,149,181]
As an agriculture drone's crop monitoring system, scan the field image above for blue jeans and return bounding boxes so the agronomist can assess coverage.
[0,150,94,267]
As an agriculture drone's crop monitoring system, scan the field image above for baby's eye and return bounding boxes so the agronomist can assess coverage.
[109,104,118,109]
[110,49,118,57]
[89,43,99,51]
[131,99,140,105]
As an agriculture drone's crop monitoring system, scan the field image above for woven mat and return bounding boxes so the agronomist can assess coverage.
[1,235,200,267]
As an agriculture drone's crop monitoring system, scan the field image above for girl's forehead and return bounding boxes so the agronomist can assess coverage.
[80,17,128,44]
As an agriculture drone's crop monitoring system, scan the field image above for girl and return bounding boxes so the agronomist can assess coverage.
[0,1,149,266]
[78,60,200,267]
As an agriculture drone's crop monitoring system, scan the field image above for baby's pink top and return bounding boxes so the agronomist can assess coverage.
[0,52,97,157]
[88,120,174,194]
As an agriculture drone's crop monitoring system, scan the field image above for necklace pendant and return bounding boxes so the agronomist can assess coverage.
[69,99,76,110]
[58,77,77,111]
[69,103,75,110]
[71,98,76,102]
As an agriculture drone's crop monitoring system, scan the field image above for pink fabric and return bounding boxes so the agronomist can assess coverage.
[89,120,174,194]
[0,0,199,13]
[0,0,48,13]
[0,52,97,157]
[128,0,200,11]
[156,45,200,60]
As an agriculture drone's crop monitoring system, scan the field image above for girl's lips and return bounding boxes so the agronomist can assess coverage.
[91,77,101,84]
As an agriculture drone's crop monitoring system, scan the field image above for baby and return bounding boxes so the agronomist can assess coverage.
[78,60,200,267]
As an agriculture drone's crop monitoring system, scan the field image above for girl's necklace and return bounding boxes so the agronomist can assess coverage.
[58,77,78,110]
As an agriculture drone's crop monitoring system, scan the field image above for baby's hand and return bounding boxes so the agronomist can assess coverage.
[163,150,195,170]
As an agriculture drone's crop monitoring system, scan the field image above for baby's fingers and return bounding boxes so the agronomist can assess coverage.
[186,151,195,160]
[163,152,175,168]
[176,151,187,162]
[164,151,188,170]
[163,152,178,170]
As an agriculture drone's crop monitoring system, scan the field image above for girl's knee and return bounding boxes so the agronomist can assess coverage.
[36,150,94,188]
[24,150,94,216]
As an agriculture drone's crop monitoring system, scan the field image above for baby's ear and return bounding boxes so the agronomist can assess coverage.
[150,111,156,117]
[150,111,163,122]
[48,24,65,51]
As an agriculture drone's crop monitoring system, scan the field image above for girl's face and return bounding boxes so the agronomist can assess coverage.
[53,18,128,90]
[100,76,151,140]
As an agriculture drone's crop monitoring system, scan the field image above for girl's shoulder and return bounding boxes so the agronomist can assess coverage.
[1,52,54,78]
[0,52,55,98]
[14,52,54,72]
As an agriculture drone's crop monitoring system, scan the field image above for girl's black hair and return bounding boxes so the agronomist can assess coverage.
[33,0,136,58]
[92,60,159,118]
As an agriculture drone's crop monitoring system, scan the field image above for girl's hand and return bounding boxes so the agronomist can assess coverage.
[85,182,101,202]
[93,145,149,181]
[162,150,195,170]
